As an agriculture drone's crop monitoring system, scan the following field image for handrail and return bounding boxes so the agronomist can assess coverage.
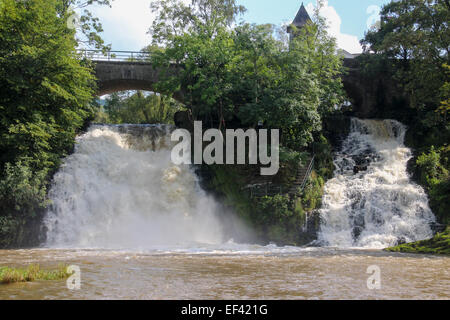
[244,154,315,199]
[245,183,284,198]
[299,155,315,192]
[76,49,152,62]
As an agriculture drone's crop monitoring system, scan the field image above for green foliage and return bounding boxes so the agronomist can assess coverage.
[150,0,345,149]
[256,194,292,225]
[416,146,450,225]
[362,0,449,126]
[438,64,450,118]
[0,216,21,248]
[0,0,99,247]
[150,0,246,46]
[0,0,96,171]
[208,165,254,223]
[312,134,334,179]
[56,0,113,51]
[0,162,49,217]
[300,171,324,212]
[417,147,445,181]
[279,147,306,167]
[97,91,182,124]
[0,264,70,284]
[385,227,450,255]
[254,194,300,245]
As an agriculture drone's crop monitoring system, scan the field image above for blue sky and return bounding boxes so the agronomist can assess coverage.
[240,1,390,40]
[89,0,391,53]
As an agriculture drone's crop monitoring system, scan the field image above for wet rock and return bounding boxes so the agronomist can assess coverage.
[352,226,364,240]
[430,222,446,234]
[296,210,321,245]
[174,111,193,131]
[353,165,368,174]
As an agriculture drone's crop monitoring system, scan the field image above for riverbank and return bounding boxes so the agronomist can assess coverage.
[385,228,450,255]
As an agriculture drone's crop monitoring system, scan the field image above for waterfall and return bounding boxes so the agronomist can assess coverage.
[318,118,436,248]
[44,124,225,249]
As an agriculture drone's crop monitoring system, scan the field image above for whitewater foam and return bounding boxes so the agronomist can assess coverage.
[318,119,435,248]
[44,124,226,249]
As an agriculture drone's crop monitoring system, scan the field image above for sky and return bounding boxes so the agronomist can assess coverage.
[88,0,391,54]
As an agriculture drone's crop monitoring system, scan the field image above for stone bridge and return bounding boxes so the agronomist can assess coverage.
[95,61,162,96]
[85,50,396,118]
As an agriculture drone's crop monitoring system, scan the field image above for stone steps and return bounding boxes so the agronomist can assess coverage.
[244,156,315,198]
[287,159,312,196]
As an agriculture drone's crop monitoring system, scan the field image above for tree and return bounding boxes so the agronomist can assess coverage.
[101,91,182,124]
[0,0,97,247]
[150,0,246,46]
[362,0,449,118]
[56,0,113,51]
[150,0,345,149]
[439,64,450,119]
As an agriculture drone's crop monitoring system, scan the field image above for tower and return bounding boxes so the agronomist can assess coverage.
[287,2,312,41]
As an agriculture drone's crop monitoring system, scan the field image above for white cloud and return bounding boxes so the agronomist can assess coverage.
[89,0,155,51]
[306,1,362,54]
[88,0,192,51]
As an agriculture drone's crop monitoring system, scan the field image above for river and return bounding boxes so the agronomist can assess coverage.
[1,248,449,299]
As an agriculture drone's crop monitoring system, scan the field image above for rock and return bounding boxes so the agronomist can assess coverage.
[174,111,193,131]
[353,165,368,174]
[430,222,447,234]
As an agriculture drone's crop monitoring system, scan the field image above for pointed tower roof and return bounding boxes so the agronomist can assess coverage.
[292,2,311,28]
[287,3,312,36]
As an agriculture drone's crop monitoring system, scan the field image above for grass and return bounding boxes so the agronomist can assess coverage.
[385,227,450,255]
[0,264,71,284]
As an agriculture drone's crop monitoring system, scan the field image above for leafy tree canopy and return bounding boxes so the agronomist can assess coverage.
[0,0,108,246]
[97,91,182,125]
[149,0,345,150]
[57,0,113,51]
[362,0,449,120]
[0,0,96,172]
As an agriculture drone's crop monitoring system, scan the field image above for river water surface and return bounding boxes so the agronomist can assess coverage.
[0,247,449,300]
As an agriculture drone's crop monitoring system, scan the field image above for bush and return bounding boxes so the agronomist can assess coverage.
[0,162,49,248]
[257,194,292,225]
[416,146,450,225]
[0,162,48,218]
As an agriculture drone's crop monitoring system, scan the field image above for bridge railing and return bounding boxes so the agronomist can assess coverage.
[77,49,152,62]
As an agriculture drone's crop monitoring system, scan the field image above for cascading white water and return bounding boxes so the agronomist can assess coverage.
[318,118,436,248]
[44,124,225,249]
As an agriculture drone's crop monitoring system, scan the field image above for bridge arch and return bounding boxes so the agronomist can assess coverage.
[94,61,184,101]
[95,61,160,95]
